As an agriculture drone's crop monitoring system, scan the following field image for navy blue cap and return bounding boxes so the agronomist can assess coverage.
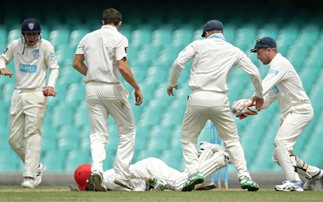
[21,18,41,34]
[251,37,276,52]
[201,20,223,37]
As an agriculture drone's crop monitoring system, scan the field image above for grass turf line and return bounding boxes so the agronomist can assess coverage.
[0,186,323,202]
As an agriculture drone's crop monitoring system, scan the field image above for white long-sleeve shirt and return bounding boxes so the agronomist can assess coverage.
[168,34,263,106]
[262,53,311,113]
[0,38,59,89]
[75,25,128,84]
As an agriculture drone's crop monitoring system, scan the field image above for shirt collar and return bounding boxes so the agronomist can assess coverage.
[207,33,225,40]
[101,24,118,31]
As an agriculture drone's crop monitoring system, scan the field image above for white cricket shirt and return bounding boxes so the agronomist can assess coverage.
[262,53,311,112]
[169,34,263,106]
[75,25,128,84]
[0,39,59,89]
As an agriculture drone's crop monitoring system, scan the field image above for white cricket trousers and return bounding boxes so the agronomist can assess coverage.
[181,92,250,178]
[9,89,47,178]
[273,103,313,181]
[86,82,135,180]
[275,103,313,149]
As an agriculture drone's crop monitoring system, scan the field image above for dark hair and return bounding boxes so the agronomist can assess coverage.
[102,8,122,26]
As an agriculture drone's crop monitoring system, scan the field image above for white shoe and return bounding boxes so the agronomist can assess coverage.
[90,170,107,192]
[303,169,323,191]
[275,180,303,192]
[34,163,46,187]
[21,177,35,189]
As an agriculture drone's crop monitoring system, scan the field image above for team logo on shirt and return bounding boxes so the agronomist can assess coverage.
[2,48,8,54]
[32,49,40,59]
[50,51,56,60]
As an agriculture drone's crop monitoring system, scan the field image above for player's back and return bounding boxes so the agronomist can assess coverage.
[81,25,127,83]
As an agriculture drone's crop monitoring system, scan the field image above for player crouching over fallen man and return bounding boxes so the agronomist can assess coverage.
[73,142,230,191]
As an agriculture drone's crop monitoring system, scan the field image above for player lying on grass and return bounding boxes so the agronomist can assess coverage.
[73,142,230,191]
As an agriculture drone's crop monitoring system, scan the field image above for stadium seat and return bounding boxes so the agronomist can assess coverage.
[65,149,91,172]
[7,29,20,43]
[0,26,7,51]
[43,150,66,171]
[0,151,20,171]
[172,28,194,46]
[69,28,89,48]
[130,27,152,47]
[49,26,70,47]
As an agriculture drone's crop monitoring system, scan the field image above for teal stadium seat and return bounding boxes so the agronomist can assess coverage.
[0,26,7,51]
[69,28,89,49]
[65,149,91,172]
[49,26,70,48]
[55,44,76,66]
[0,151,20,171]
[120,25,132,42]
[130,27,152,47]
[235,24,257,51]
[151,27,173,47]
[172,27,194,47]
[7,29,21,43]
[43,150,66,171]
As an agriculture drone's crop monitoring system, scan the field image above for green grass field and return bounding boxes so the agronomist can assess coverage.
[0,186,323,202]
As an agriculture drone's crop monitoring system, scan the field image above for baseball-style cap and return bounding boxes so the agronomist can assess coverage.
[251,37,277,52]
[201,20,223,37]
[21,18,41,34]
[74,163,91,191]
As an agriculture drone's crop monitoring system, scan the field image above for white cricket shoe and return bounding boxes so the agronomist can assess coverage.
[275,180,303,192]
[90,170,107,192]
[303,169,323,191]
[21,177,35,189]
[34,163,46,187]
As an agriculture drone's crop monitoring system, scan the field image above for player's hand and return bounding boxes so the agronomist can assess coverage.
[167,85,177,96]
[43,86,56,97]
[250,96,264,111]
[0,68,13,77]
[134,88,143,106]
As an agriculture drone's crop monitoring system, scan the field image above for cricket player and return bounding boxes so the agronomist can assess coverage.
[250,37,323,191]
[167,20,264,191]
[0,18,59,188]
[74,142,230,191]
[72,8,143,191]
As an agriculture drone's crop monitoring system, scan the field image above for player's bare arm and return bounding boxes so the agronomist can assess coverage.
[0,68,13,77]
[72,54,88,76]
[117,57,143,106]
[250,96,264,111]
[167,85,177,96]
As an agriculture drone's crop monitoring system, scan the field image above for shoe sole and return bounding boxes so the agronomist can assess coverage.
[241,184,259,192]
[182,178,204,192]
[275,187,303,192]
[114,179,134,191]
[91,174,107,192]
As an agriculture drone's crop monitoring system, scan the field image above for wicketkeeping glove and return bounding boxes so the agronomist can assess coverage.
[231,99,258,119]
